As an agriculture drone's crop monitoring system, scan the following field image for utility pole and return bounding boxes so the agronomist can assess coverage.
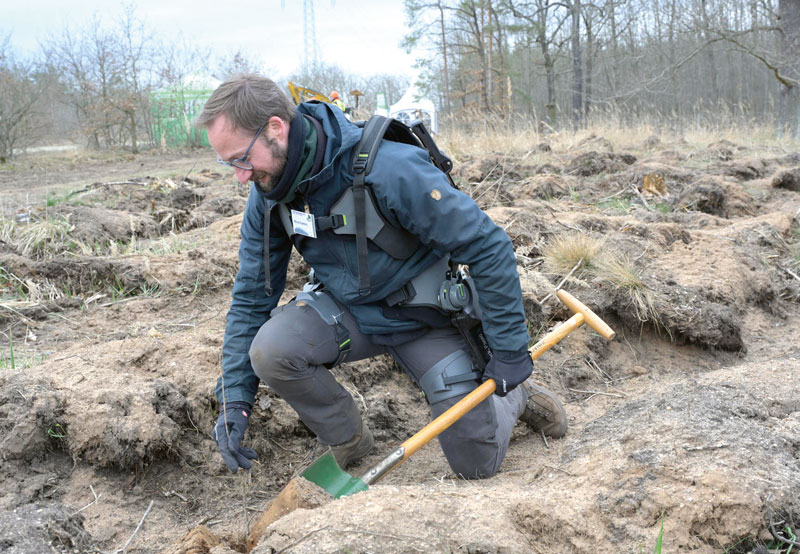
[303,0,319,71]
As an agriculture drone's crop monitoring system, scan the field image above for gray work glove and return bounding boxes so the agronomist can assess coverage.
[213,401,258,473]
[482,349,533,397]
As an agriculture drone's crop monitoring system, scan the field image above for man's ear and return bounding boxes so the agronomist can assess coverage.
[265,116,288,145]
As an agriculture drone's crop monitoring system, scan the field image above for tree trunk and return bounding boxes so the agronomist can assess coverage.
[467,1,490,112]
[438,1,452,114]
[486,2,494,108]
[571,0,583,130]
[583,12,593,120]
[669,0,681,130]
[537,19,557,127]
[128,110,139,154]
[608,0,619,102]
[700,0,720,103]
[779,0,800,138]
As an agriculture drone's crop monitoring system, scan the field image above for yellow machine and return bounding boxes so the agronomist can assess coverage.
[287,81,331,105]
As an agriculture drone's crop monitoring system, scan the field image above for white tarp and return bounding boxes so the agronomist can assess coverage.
[387,85,438,134]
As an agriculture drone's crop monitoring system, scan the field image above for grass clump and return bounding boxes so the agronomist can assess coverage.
[0,267,28,303]
[542,232,667,331]
[592,254,665,331]
[12,214,89,259]
[542,232,605,277]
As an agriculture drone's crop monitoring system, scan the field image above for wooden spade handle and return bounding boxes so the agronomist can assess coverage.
[400,307,600,460]
[364,292,616,485]
[401,379,497,460]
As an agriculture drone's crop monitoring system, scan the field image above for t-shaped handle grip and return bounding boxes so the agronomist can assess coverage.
[556,289,616,340]
[529,289,616,361]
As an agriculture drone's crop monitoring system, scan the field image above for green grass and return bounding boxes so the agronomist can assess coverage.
[138,282,163,297]
[2,330,15,369]
[599,197,633,214]
[45,189,82,208]
[528,317,557,349]
[47,423,67,440]
[655,202,671,214]
[653,515,664,553]
[640,513,665,554]
[767,523,797,553]
[0,267,29,302]
[0,331,48,369]
[108,274,130,301]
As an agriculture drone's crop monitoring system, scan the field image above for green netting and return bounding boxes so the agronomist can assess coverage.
[150,88,214,148]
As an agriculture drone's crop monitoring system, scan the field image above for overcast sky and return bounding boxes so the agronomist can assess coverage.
[2,0,419,79]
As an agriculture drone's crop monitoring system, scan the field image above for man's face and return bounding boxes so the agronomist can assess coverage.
[208,115,289,193]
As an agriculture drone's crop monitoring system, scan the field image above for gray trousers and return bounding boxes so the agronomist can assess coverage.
[249,294,526,479]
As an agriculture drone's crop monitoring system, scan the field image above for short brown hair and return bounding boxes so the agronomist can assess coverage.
[194,74,295,133]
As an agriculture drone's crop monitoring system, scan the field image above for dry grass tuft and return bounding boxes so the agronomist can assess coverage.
[0,217,14,245]
[591,254,666,333]
[15,215,78,258]
[541,232,605,277]
[541,232,668,333]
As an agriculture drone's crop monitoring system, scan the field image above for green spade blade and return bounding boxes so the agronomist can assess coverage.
[300,450,369,498]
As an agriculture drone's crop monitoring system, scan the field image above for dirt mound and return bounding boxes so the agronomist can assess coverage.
[772,167,800,192]
[671,176,757,217]
[564,150,637,177]
[0,373,65,463]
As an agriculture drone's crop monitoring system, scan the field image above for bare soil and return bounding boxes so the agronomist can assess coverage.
[1,137,799,554]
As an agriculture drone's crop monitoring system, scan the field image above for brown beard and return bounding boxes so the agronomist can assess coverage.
[253,137,288,193]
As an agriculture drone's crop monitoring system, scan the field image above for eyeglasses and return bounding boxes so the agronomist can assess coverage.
[217,122,266,171]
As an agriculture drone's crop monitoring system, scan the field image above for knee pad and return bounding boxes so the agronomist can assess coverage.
[419,350,482,405]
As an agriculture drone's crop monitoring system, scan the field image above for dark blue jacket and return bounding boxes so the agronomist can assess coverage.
[217,102,529,405]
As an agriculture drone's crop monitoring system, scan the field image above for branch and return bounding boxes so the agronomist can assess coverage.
[114,500,154,553]
[710,29,800,88]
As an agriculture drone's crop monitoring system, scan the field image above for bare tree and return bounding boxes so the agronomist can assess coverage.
[438,1,454,113]
[507,0,571,126]
[214,50,266,81]
[689,0,799,136]
[44,18,122,149]
[115,4,155,153]
[778,0,800,137]
[42,6,159,151]
[403,0,456,113]
[0,36,47,159]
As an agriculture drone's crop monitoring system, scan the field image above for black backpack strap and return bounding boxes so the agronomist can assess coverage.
[263,203,273,296]
[351,115,395,296]
[409,120,457,189]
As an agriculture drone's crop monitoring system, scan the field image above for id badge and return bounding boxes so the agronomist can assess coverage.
[291,209,317,238]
